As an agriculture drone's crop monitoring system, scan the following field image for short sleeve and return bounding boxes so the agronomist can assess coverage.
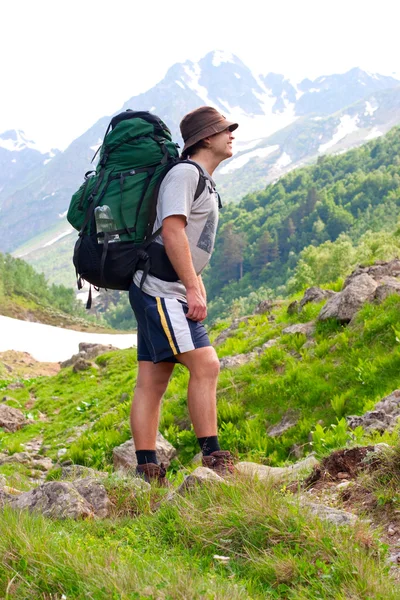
[157,164,199,224]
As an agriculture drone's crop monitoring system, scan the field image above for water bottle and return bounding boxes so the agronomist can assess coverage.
[94,206,120,244]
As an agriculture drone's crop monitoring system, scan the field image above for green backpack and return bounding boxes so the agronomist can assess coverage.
[68,111,210,306]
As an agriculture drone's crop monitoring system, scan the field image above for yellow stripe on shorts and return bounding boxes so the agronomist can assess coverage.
[156,297,178,355]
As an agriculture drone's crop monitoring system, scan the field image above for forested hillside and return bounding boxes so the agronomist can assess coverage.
[0,253,103,329]
[203,126,400,321]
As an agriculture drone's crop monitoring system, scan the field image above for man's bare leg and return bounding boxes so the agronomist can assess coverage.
[130,361,175,450]
[176,346,220,437]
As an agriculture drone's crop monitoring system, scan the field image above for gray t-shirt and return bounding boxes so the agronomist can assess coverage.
[133,161,219,302]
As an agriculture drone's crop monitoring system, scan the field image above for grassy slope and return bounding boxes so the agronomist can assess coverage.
[1,290,400,597]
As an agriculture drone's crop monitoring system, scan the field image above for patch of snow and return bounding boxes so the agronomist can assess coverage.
[42,228,73,248]
[182,63,218,107]
[212,51,235,67]
[58,210,68,218]
[275,152,292,168]
[233,139,263,154]
[219,145,279,174]
[365,70,380,80]
[90,138,102,152]
[234,73,241,79]
[312,117,324,121]
[11,158,16,163]
[318,115,359,154]
[308,88,320,93]
[0,130,42,153]
[364,100,378,117]
[365,127,383,140]
[149,106,156,111]
[0,315,136,362]
[175,80,185,89]
[43,158,52,165]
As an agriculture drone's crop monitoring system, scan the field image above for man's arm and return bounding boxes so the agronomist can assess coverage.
[162,215,207,322]
[198,274,206,301]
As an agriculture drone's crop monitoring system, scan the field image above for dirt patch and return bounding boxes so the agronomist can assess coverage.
[304,446,378,488]
[0,351,60,379]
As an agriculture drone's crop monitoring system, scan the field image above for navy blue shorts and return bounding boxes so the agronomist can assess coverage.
[129,283,211,363]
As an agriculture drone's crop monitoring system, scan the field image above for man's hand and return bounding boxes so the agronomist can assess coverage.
[186,286,207,322]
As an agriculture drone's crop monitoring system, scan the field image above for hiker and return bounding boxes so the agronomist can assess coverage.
[129,106,238,483]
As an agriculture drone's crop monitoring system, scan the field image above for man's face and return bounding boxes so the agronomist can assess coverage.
[208,127,235,160]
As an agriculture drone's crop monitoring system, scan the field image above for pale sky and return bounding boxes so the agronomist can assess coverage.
[1,0,399,151]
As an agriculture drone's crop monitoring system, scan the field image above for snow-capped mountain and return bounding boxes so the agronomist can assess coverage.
[0,130,59,199]
[1,50,400,265]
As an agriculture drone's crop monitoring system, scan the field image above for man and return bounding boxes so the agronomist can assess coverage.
[129,106,238,483]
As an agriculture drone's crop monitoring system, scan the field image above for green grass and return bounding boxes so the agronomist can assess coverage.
[0,477,397,599]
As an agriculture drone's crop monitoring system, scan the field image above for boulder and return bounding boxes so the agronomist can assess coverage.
[9,481,95,519]
[254,300,274,315]
[267,411,299,438]
[318,274,377,323]
[282,321,315,337]
[220,353,255,369]
[374,276,400,303]
[113,432,177,472]
[301,501,357,526]
[58,465,107,480]
[0,404,26,432]
[344,259,400,287]
[347,389,400,433]
[287,301,300,315]
[177,466,224,494]
[72,478,111,518]
[61,343,118,370]
[72,358,93,373]
[299,287,336,309]
[0,488,12,508]
[0,452,53,472]
[236,456,318,483]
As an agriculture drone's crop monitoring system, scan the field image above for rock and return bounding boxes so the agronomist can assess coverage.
[267,410,299,438]
[23,438,43,453]
[0,404,26,432]
[176,466,224,494]
[304,446,378,486]
[236,456,318,483]
[344,259,400,287]
[0,474,6,488]
[302,501,357,526]
[9,481,95,519]
[72,358,93,373]
[347,390,400,433]
[0,452,53,472]
[113,432,177,472]
[59,465,107,480]
[374,276,400,303]
[388,526,396,536]
[57,448,67,458]
[254,300,274,315]
[287,301,299,315]
[6,382,25,390]
[61,343,119,369]
[262,339,278,350]
[78,343,118,359]
[73,478,111,518]
[214,316,251,346]
[282,321,315,337]
[220,352,255,369]
[0,488,12,507]
[299,287,336,309]
[318,274,378,323]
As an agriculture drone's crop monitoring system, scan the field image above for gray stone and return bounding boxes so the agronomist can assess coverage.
[0,452,53,472]
[176,467,224,494]
[299,287,336,309]
[61,343,119,369]
[59,465,107,480]
[9,481,95,519]
[282,321,315,337]
[113,432,177,472]
[0,404,26,432]
[0,488,12,507]
[344,259,400,287]
[347,389,400,433]
[72,358,93,373]
[220,352,255,369]
[213,316,251,346]
[374,276,400,303]
[287,301,300,315]
[254,300,274,315]
[267,411,299,438]
[236,456,318,483]
[0,474,6,488]
[73,478,111,518]
[302,501,357,526]
[318,274,378,323]
[6,382,25,390]
[262,339,278,350]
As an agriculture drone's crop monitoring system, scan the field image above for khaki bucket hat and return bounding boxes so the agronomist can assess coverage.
[180,106,238,153]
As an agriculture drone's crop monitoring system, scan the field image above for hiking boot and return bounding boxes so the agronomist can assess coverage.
[135,463,169,486]
[202,451,235,476]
